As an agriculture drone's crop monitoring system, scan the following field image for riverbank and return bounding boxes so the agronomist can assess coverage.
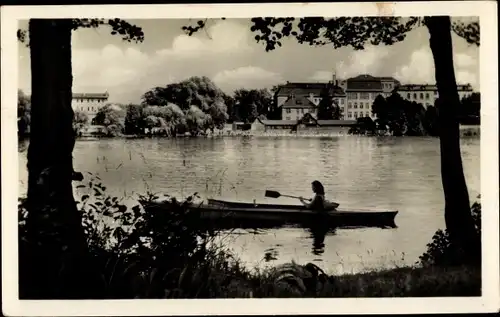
[72,126,479,141]
[188,259,481,298]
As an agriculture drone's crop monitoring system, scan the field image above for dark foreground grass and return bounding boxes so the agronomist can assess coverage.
[177,252,481,298]
[326,265,481,297]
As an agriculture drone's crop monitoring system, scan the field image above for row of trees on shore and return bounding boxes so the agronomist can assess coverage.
[352,92,480,136]
[18,86,480,139]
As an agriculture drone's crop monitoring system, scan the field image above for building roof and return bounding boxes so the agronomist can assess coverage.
[317,120,357,126]
[275,82,346,97]
[347,80,383,91]
[257,118,356,127]
[379,76,400,82]
[281,95,317,109]
[348,74,379,81]
[73,92,109,99]
[259,119,298,126]
[346,74,383,91]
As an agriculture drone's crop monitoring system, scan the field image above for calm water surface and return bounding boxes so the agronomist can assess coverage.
[18,136,480,274]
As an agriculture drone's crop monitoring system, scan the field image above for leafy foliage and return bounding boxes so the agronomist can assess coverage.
[124,104,145,135]
[371,93,430,136]
[349,117,377,135]
[459,92,480,124]
[17,89,31,137]
[233,89,272,123]
[182,17,478,52]
[18,18,144,47]
[316,87,341,120]
[419,199,481,267]
[73,110,89,134]
[93,104,126,136]
[141,76,229,131]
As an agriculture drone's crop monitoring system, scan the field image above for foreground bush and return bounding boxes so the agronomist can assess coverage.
[419,197,481,267]
[18,177,481,298]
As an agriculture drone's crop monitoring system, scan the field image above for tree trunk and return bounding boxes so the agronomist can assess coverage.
[426,16,480,264]
[21,19,92,299]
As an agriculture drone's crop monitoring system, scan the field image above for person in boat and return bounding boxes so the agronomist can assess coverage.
[299,180,326,211]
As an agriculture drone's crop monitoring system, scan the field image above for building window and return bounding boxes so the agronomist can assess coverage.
[419,92,423,99]
[353,102,358,109]
[425,93,430,99]
[407,93,411,99]
[348,92,358,99]
[354,112,358,119]
[413,93,417,99]
[359,102,364,109]
[286,116,291,120]
[360,92,369,99]
[286,109,291,114]
[347,112,352,118]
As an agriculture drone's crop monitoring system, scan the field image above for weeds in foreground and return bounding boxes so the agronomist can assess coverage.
[419,196,481,267]
[18,177,482,298]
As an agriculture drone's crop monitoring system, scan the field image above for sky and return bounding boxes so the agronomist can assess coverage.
[17,18,480,104]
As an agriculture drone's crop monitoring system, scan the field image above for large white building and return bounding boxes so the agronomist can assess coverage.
[395,84,474,109]
[71,92,109,122]
[344,75,400,120]
[274,72,475,121]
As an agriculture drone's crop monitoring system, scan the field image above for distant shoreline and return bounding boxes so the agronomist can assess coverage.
[18,124,480,143]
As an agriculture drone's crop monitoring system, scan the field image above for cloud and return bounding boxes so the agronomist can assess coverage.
[308,71,333,82]
[157,20,252,57]
[213,66,284,93]
[336,45,392,79]
[393,46,479,89]
[66,20,256,103]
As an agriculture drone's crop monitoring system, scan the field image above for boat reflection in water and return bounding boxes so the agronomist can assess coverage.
[308,217,334,256]
[140,198,398,257]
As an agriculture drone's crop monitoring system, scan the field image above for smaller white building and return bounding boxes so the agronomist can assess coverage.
[71,92,109,122]
[396,84,474,109]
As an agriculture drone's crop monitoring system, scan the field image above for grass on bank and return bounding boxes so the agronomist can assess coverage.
[18,175,482,299]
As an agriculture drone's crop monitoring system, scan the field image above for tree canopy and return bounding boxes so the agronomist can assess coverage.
[183,17,478,52]
[316,88,341,120]
[233,88,273,123]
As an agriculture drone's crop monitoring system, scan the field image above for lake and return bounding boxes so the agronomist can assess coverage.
[18,135,480,275]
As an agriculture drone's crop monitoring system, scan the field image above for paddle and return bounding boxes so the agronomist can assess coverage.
[265,190,312,201]
[265,190,340,209]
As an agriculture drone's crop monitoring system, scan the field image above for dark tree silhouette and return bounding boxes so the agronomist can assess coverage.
[183,16,481,263]
[233,88,273,123]
[18,19,144,299]
[124,104,146,135]
[316,88,340,120]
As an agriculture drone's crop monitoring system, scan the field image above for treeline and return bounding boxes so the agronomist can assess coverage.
[123,76,279,136]
[351,92,480,136]
[18,77,281,138]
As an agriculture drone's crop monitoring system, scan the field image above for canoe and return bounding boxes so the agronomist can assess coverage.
[140,198,398,229]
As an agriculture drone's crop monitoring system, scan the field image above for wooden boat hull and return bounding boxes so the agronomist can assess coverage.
[140,199,398,229]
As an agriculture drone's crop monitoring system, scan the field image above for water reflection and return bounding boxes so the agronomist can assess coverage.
[17,136,480,273]
[308,219,336,256]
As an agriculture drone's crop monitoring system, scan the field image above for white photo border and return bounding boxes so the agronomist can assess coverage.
[1,1,498,315]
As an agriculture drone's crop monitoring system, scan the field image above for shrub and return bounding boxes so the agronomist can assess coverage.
[19,174,237,299]
[419,198,481,267]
